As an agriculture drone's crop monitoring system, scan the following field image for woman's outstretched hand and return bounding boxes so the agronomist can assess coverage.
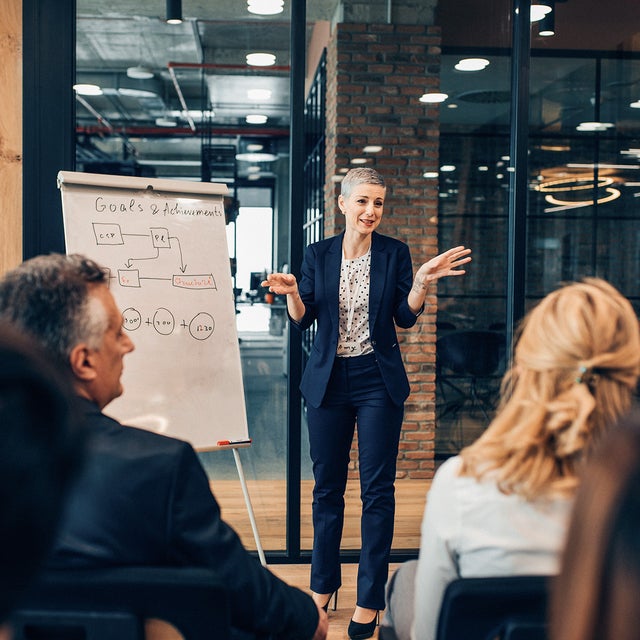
[261,272,299,296]
[416,245,472,284]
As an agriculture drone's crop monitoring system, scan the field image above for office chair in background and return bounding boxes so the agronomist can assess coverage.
[436,329,506,449]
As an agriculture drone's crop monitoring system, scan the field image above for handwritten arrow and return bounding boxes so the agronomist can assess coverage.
[124,247,160,268]
[169,235,187,273]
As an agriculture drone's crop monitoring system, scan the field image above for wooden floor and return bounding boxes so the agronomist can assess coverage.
[213,478,431,552]
[210,478,430,639]
[269,562,402,640]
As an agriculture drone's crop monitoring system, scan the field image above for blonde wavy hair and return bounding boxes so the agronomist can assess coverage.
[459,278,640,500]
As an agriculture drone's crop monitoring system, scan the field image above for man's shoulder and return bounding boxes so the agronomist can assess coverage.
[81,400,192,455]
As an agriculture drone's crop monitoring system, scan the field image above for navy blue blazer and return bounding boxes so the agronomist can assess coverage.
[292,231,421,408]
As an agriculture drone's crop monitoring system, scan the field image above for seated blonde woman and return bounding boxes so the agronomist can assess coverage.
[381,278,640,640]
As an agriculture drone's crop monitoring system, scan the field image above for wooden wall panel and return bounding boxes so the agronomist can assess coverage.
[0,0,22,273]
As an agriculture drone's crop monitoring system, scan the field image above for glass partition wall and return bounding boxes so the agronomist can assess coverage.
[65,0,640,561]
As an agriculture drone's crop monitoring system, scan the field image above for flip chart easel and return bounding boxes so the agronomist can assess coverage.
[58,170,266,566]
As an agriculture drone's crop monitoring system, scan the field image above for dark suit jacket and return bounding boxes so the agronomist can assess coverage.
[48,397,318,640]
[292,231,420,408]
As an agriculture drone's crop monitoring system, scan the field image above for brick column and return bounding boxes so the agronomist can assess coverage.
[325,22,442,480]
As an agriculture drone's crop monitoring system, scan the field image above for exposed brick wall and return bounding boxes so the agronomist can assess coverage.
[324,22,442,480]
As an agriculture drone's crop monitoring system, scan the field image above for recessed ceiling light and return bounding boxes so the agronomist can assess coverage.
[576,121,614,132]
[447,103,458,109]
[246,143,264,152]
[247,166,261,173]
[454,58,490,71]
[73,83,102,96]
[630,100,640,109]
[419,92,448,104]
[440,165,456,172]
[236,152,277,162]
[247,88,273,101]
[478,166,489,171]
[423,171,439,178]
[363,145,383,153]
[246,53,276,67]
[247,0,284,15]
[351,158,368,165]
[155,116,178,127]
[169,109,213,120]
[246,114,268,124]
[126,65,154,80]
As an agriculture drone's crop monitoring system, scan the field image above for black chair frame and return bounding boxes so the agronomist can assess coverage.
[11,566,230,640]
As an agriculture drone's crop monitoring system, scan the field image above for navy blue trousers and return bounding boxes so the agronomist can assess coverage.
[306,352,404,610]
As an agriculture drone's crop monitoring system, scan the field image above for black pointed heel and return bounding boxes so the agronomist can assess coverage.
[320,589,339,612]
[348,611,379,640]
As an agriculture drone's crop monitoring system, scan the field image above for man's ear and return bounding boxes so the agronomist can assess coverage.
[69,343,97,382]
[338,194,345,214]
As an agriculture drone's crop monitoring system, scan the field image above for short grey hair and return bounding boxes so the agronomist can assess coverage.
[340,167,386,199]
[0,254,110,369]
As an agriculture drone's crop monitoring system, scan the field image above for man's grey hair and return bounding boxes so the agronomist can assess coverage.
[0,254,110,369]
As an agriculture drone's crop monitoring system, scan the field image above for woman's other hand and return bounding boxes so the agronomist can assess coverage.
[416,245,471,284]
[261,272,299,295]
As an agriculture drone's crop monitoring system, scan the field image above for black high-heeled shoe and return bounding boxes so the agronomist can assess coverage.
[319,589,338,612]
[347,611,379,640]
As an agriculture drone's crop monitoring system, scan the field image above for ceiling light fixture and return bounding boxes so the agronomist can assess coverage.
[538,0,555,36]
[247,0,284,15]
[246,114,268,124]
[166,0,183,24]
[363,145,383,153]
[630,100,640,109]
[423,171,439,178]
[236,151,277,162]
[246,143,264,152]
[73,83,103,96]
[246,52,276,67]
[454,58,490,71]
[530,2,552,22]
[419,92,448,104]
[155,116,178,127]
[576,121,614,132]
[440,165,456,172]
[126,65,154,80]
[351,158,368,165]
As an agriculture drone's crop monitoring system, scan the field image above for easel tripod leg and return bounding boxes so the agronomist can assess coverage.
[232,448,267,567]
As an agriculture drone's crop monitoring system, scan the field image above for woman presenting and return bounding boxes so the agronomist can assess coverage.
[263,167,471,640]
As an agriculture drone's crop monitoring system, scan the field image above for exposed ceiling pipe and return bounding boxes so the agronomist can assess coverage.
[76,124,289,137]
[166,61,292,134]
[74,94,138,157]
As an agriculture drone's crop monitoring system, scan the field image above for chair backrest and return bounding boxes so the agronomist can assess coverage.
[435,575,550,640]
[10,566,230,640]
[436,330,505,378]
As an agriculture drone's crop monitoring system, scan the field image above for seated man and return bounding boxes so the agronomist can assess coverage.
[0,253,327,640]
[0,324,84,633]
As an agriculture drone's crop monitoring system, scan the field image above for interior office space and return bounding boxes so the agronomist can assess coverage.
[7,0,640,563]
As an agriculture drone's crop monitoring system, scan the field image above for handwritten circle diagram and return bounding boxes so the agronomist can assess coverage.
[122,307,214,340]
[189,312,215,340]
[122,307,142,331]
